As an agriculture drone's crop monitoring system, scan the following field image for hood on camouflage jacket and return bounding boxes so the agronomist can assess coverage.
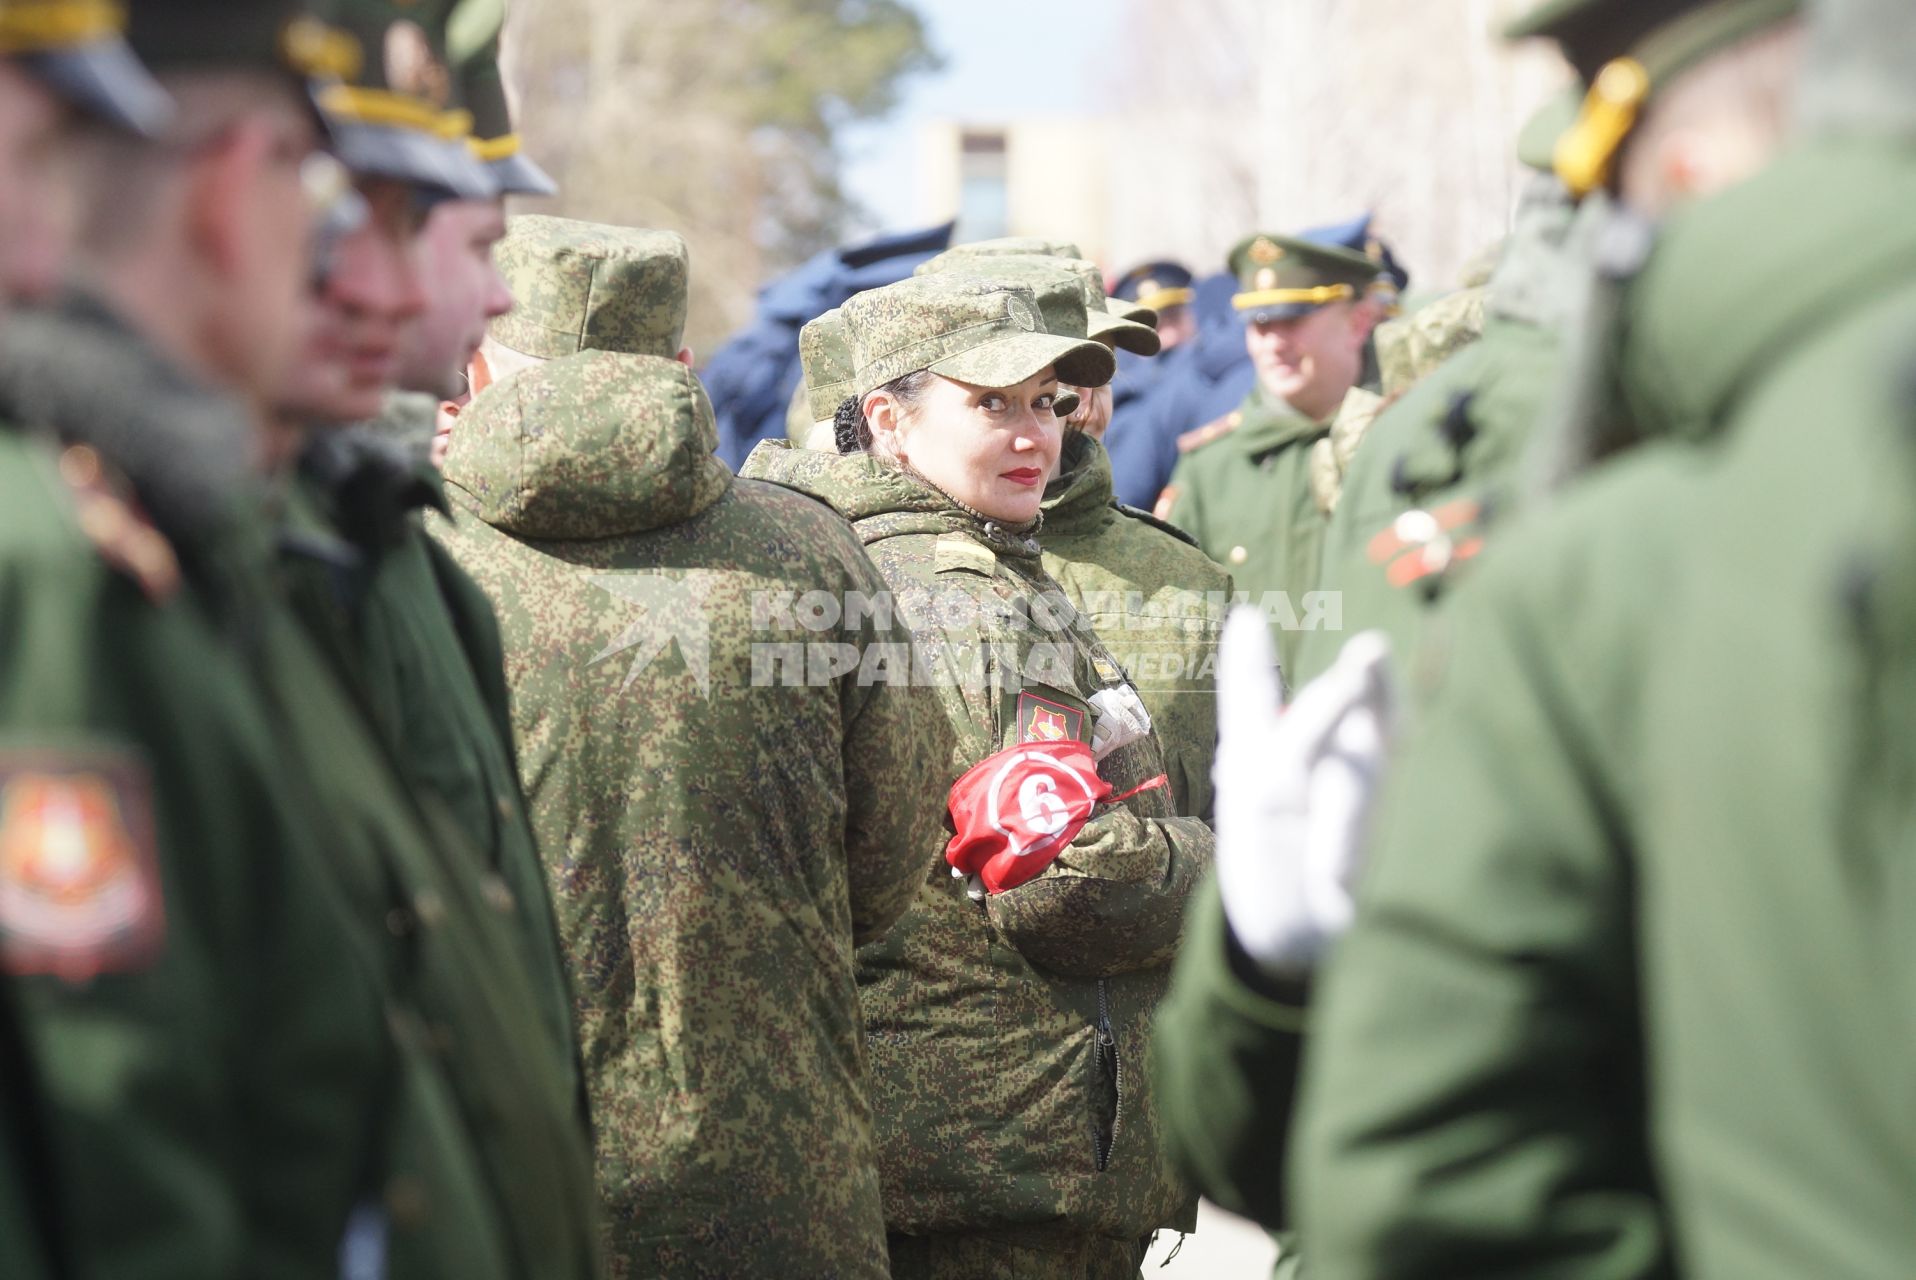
[435,352,944,1280]
[1041,432,1229,823]
[742,440,1207,1245]
[445,349,730,538]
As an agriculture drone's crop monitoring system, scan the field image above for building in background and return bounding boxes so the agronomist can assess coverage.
[910,0,1566,289]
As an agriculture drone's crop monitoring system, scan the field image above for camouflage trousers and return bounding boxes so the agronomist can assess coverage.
[885,1231,1150,1280]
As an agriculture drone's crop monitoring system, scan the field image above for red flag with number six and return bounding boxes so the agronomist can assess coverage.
[944,740,1167,894]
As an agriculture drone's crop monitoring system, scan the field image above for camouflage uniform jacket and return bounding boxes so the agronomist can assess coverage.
[0,296,600,1280]
[1040,432,1229,821]
[432,350,942,1280]
[294,408,581,1108]
[740,440,1208,1246]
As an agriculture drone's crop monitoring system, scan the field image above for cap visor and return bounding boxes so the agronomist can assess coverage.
[490,152,558,198]
[24,44,171,136]
[1239,301,1320,323]
[1110,299,1158,327]
[1052,389,1081,418]
[328,122,498,200]
[1088,307,1161,357]
[928,331,1117,391]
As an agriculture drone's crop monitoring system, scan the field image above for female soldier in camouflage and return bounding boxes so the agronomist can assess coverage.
[742,272,1212,1280]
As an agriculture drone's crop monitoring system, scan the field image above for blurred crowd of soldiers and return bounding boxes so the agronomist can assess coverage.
[0,0,1912,1278]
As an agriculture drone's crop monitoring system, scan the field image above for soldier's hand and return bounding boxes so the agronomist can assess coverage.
[1212,609,1395,976]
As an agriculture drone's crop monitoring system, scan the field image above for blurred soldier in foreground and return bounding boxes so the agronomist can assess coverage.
[0,2,536,1275]
[1156,0,1809,1271]
[0,10,168,1276]
[435,215,944,1279]
[1283,0,1916,1276]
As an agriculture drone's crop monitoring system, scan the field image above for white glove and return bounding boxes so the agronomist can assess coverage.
[1212,609,1396,976]
[1088,684,1153,761]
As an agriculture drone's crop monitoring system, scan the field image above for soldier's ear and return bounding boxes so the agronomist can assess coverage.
[470,350,493,395]
[864,390,906,460]
[186,119,275,277]
[676,346,694,367]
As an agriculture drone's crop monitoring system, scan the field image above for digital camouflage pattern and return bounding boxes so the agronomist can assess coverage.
[741,440,1208,1258]
[433,348,944,1280]
[1040,431,1229,822]
[491,216,690,359]
[800,306,854,424]
[915,255,1093,338]
[0,294,600,1280]
[843,274,1115,396]
[1290,176,1591,688]
[1306,386,1385,517]
[1161,383,1362,681]
[918,253,1163,358]
[1374,286,1489,398]
[915,236,1086,276]
[1296,136,1916,1278]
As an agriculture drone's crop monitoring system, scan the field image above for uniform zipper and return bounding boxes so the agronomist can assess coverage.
[1094,978,1125,1171]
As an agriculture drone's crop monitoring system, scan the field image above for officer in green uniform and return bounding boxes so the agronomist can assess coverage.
[0,11,169,1277]
[286,0,585,1113]
[0,4,531,1277]
[1158,233,1387,678]
[264,5,603,1274]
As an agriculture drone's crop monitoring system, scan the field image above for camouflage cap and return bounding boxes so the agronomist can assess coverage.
[842,273,1116,398]
[924,254,1162,359]
[1229,232,1384,322]
[1051,256,1162,348]
[490,215,689,359]
[914,236,1087,278]
[914,255,1089,336]
[447,0,553,196]
[3,0,170,133]
[318,0,496,199]
[799,308,852,425]
[1530,0,1803,196]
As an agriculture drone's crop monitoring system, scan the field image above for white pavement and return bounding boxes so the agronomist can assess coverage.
[1146,1199,1280,1277]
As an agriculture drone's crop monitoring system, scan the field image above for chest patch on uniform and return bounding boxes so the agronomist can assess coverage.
[1017,692,1086,745]
[0,751,164,983]
[934,535,998,578]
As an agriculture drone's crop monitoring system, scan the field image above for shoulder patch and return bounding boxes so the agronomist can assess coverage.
[1177,410,1242,454]
[934,534,998,578]
[0,749,164,983]
[1016,692,1086,745]
[59,446,180,604]
[1115,502,1200,548]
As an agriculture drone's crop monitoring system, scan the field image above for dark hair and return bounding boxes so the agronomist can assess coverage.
[835,371,935,455]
